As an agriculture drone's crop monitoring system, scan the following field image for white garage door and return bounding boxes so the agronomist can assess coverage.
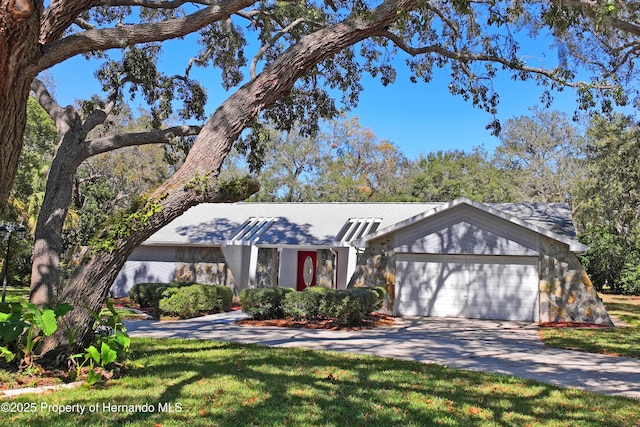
[396,255,539,321]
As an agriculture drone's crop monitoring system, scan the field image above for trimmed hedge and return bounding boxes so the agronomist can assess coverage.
[129,282,189,309]
[241,286,385,326]
[283,290,323,320]
[159,284,233,319]
[239,287,293,320]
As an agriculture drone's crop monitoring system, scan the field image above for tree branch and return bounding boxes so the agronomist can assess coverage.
[35,0,257,73]
[84,125,201,157]
[30,78,67,125]
[379,30,616,89]
[250,17,307,79]
[96,0,215,8]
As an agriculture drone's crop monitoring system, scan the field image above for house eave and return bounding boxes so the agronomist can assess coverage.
[351,197,587,253]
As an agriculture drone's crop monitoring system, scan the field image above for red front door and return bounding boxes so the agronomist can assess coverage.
[297,251,317,291]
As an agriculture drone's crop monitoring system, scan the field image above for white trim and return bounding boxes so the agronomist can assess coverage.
[351,197,588,253]
[226,217,277,246]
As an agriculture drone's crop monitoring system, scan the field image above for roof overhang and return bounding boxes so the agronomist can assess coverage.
[351,197,589,254]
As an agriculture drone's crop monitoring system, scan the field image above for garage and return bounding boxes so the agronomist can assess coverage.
[395,254,540,321]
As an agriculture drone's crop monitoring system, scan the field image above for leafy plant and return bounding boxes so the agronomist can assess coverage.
[0,302,73,370]
[71,299,131,385]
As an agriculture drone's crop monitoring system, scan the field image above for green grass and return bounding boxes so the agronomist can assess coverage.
[1,338,639,427]
[1,286,30,304]
[540,294,640,358]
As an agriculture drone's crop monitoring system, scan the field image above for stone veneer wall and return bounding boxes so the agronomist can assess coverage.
[316,249,335,288]
[256,248,279,288]
[539,236,612,325]
[348,237,395,312]
[174,247,235,287]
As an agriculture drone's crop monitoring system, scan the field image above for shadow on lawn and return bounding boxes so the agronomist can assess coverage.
[77,341,640,425]
[3,339,637,426]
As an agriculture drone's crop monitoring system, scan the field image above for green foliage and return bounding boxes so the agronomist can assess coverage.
[239,287,292,320]
[575,114,640,294]
[129,282,179,309]
[242,287,381,326]
[617,262,640,295]
[283,289,323,320]
[321,290,368,327]
[0,302,73,370]
[72,299,131,385]
[493,108,586,203]
[158,284,233,319]
[90,196,162,253]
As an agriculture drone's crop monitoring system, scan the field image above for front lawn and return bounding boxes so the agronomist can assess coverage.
[1,286,29,304]
[1,338,639,427]
[540,294,640,358]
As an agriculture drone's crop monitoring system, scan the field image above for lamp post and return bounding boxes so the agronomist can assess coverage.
[0,223,27,303]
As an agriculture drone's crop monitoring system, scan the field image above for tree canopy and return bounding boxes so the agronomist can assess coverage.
[2,0,639,214]
[3,0,640,359]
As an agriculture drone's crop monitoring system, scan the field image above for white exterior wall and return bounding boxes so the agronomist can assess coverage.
[221,245,251,293]
[278,248,298,289]
[395,204,539,256]
[111,246,176,297]
[334,247,351,289]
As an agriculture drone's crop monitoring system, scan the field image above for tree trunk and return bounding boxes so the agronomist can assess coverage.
[40,0,417,360]
[0,0,41,214]
[30,113,87,307]
[40,176,260,359]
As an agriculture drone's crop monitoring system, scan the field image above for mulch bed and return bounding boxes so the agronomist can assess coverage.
[236,312,396,331]
[539,321,612,328]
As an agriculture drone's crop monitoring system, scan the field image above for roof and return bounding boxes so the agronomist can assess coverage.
[352,198,588,253]
[144,202,440,247]
[142,199,585,252]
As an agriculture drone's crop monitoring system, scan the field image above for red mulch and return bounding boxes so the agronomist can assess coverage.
[236,312,396,331]
[539,322,612,328]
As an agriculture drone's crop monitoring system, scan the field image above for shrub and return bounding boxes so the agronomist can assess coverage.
[283,289,322,320]
[213,285,234,312]
[129,283,184,308]
[240,287,293,320]
[351,287,380,315]
[618,262,640,295]
[159,284,233,319]
[322,290,366,326]
[372,286,387,300]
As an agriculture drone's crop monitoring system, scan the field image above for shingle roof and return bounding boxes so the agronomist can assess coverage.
[142,200,581,249]
[144,202,440,246]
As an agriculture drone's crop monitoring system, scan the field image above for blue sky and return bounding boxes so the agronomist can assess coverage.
[48,31,582,161]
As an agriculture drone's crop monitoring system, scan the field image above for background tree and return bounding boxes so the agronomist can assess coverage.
[0,98,57,287]
[237,127,327,202]
[407,147,512,203]
[492,109,586,203]
[314,116,409,201]
[574,114,640,294]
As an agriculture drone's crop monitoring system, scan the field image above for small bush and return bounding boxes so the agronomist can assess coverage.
[283,289,322,320]
[129,282,190,309]
[372,286,387,301]
[240,287,293,320]
[322,290,366,326]
[159,284,233,319]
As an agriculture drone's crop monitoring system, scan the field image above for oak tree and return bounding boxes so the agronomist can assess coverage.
[2,0,635,359]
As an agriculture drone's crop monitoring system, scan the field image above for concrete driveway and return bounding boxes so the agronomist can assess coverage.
[125,312,640,400]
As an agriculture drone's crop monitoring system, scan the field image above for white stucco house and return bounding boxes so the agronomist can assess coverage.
[112,198,612,325]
